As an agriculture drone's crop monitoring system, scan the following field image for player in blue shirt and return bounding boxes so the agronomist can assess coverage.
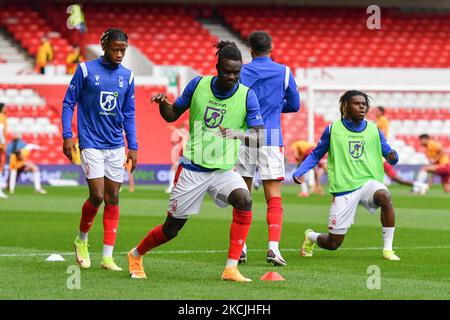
[237,31,300,266]
[127,41,265,282]
[62,28,138,272]
[293,91,400,261]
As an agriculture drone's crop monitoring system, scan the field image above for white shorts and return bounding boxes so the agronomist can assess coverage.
[80,147,125,183]
[167,167,248,219]
[328,180,388,235]
[236,145,285,180]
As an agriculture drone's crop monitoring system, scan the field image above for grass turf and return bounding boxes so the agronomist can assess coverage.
[0,184,449,300]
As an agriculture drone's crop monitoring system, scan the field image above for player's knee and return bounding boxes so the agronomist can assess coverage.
[376,191,392,208]
[104,191,119,205]
[234,193,252,211]
[162,223,182,239]
[89,193,104,207]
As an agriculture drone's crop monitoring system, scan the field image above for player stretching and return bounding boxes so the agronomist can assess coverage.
[237,31,300,266]
[417,134,450,193]
[127,41,264,282]
[293,90,400,261]
[373,106,428,194]
[62,28,138,271]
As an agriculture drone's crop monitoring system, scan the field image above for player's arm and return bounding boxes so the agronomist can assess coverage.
[153,76,201,123]
[281,68,300,113]
[62,64,84,161]
[379,129,399,165]
[123,73,138,173]
[293,126,330,184]
[216,89,265,147]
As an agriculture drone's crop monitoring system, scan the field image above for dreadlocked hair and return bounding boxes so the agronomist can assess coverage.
[214,40,242,63]
[100,28,128,51]
[339,90,371,119]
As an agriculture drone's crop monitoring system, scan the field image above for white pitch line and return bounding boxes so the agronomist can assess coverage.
[1,246,450,258]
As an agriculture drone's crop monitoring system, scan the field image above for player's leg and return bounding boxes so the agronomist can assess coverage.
[23,163,46,194]
[434,164,450,193]
[75,149,105,268]
[258,146,286,265]
[261,179,286,266]
[128,167,207,279]
[301,190,360,256]
[208,170,252,281]
[99,177,123,270]
[235,145,257,263]
[223,188,252,282]
[361,180,400,260]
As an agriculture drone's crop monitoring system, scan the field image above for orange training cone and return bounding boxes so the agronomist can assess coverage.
[260,271,285,281]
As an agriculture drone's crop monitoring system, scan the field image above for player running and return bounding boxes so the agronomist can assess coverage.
[127,41,264,282]
[416,134,450,193]
[237,31,300,266]
[62,28,138,271]
[293,90,401,261]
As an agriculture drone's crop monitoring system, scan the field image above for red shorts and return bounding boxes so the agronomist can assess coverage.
[383,162,398,179]
[435,164,450,185]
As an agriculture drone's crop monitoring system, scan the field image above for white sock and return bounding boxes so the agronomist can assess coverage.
[417,170,428,183]
[78,231,88,241]
[226,259,238,268]
[131,247,141,258]
[103,244,114,258]
[301,182,308,193]
[268,241,279,252]
[382,227,395,251]
[9,169,17,193]
[33,171,41,191]
[308,231,320,244]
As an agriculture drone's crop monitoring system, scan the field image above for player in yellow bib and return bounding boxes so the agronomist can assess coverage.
[127,41,264,282]
[293,90,401,261]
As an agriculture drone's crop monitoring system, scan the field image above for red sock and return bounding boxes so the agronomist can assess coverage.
[228,209,252,260]
[136,224,169,256]
[103,205,120,246]
[79,199,99,233]
[267,197,283,242]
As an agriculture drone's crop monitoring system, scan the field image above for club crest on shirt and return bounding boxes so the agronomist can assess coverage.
[118,75,124,88]
[95,74,100,85]
[348,140,365,159]
[100,91,118,112]
[204,106,226,128]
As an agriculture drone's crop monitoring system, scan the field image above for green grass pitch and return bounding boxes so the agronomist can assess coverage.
[0,184,449,300]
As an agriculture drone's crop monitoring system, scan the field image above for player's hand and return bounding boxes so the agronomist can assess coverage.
[387,150,397,163]
[127,149,138,173]
[293,175,305,184]
[62,138,76,161]
[216,125,244,140]
[151,93,170,105]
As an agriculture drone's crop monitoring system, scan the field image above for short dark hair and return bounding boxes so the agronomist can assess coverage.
[0,102,4,112]
[339,90,371,118]
[419,134,430,139]
[248,31,272,55]
[214,40,242,64]
[100,28,128,50]
[377,106,385,114]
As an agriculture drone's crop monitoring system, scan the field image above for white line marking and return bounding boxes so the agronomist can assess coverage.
[1,246,449,258]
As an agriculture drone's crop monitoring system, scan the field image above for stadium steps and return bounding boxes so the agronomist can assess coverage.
[199,18,252,63]
[0,29,34,70]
